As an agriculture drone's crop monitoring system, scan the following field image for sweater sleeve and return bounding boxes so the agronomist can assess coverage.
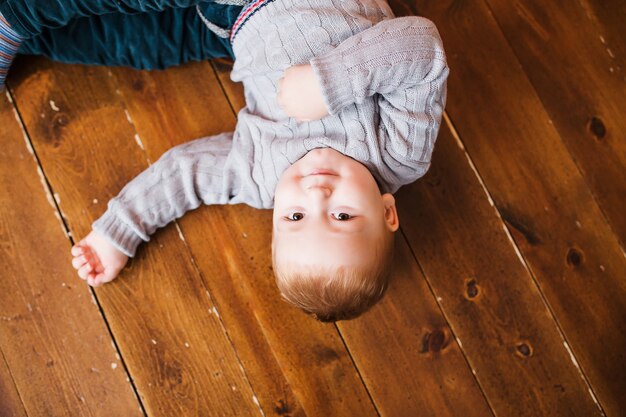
[91,132,239,257]
[310,15,449,183]
[309,16,448,114]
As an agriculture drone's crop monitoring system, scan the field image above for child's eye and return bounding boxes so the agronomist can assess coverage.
[333,213,353,221]
[286,212,304,221]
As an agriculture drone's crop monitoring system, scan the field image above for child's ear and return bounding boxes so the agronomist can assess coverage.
[382,193,400,232]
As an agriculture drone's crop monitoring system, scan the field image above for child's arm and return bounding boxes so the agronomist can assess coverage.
[280,16,449,179]
[71,132,240,286]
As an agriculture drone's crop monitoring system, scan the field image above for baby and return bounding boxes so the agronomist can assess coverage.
[2,0,448,321]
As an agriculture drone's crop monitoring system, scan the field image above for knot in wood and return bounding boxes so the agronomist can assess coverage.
[420,329,448,353]
[516,343,532,358]
[274,399,291,416]
[588,117,606,140]
[466,279,479,299]
[566,247,583,267]
[131,78,146,92]
[313,346,340,365]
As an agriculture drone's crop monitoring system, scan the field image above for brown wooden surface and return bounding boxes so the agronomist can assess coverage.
[398,124,602,416]
[484,0,626,245]
[1,1,624,415]
[0,350,27,417]
[8,58,263,417]
[394,0,626,415]
[0,90,142,417]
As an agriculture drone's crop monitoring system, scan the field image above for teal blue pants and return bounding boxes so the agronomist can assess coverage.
[0,0,244,69]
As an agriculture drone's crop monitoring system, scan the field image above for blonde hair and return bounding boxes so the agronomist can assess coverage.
[272,232,394,322]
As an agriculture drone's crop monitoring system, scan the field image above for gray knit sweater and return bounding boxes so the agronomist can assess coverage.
[92,0,449,257]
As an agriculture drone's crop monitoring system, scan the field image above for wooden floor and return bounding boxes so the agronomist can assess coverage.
[1,1,624,416]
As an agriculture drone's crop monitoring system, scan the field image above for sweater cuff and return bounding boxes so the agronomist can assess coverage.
[91,209,144,258]
[310,50,355,115]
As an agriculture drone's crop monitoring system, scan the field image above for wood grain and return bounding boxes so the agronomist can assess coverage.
[393,0,626,414]
[484,0,626,245]
[110,61,380,417]
[2,1,623,414]
[0,87,142,417]
[397,123,603,416]
[338,238,494,417]
[8,57,264,417]
[0,350,27,417]
[210,59,490,416]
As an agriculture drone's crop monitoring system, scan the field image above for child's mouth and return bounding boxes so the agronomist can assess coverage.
[307,169,338,176]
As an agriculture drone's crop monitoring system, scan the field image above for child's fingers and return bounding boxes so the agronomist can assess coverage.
[89,255,103,272]
[71,255,88,269]
[71,245,84,256]
[77,263,94,280]
[94,272,107,283]
[88,272,106,288]
[86,274,98,287]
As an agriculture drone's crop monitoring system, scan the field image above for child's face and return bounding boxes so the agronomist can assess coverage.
[272,148,399,268]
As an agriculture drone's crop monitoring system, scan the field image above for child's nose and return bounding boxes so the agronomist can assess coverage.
[306,185,332,198]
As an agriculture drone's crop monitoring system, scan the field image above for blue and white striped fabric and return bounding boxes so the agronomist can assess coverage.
[0,12,22,89]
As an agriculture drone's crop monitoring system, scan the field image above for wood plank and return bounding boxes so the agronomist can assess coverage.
[209,60,489,416]
[398,122,603,416]
[392,0,626,414]
[8,57,264,417]
[0,350,27,417]
[110,62,381,417]
[584,0,626,70]
[483,0,626,245]
[0,88,142,416]
[337,238,494,417]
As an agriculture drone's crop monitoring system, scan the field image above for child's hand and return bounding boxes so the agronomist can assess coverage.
[277,64,329,122]
[70,230,129,287]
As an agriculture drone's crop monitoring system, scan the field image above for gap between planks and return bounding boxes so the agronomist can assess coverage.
[443,111,605,416]
[0,345,28,417]
[480,0,626,255]
[398,226,497,417]
[105,69,267,417]
[4,83,150,417]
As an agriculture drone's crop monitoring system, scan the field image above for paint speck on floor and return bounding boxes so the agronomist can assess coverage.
[134,134,145,150]
[176,223,186,242]
[252,395,265,416]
